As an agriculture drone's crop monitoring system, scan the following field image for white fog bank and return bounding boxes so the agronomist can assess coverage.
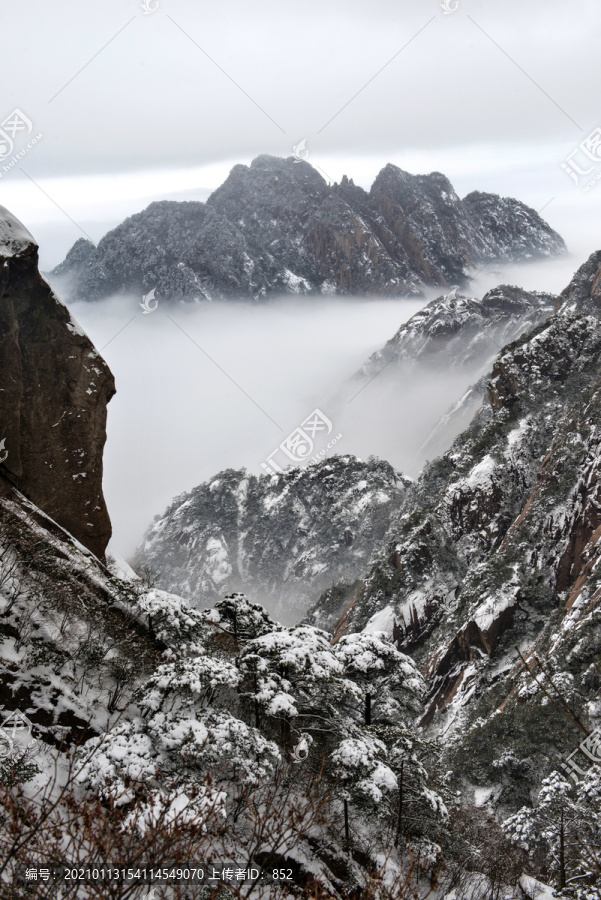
[64,252,591,559]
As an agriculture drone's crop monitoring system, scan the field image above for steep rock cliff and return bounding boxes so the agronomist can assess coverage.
[0,207,115,559]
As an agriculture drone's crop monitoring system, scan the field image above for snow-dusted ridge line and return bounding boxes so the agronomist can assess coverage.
[50,155,565,302]
[0,204,35,258]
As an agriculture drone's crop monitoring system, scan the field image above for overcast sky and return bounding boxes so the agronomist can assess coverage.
[1,0,600,268]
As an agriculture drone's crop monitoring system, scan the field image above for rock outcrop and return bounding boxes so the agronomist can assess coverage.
[0,206,115,559]
[52,155,566,302]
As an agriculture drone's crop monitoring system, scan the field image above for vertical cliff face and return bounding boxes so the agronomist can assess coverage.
[0,206,115,559]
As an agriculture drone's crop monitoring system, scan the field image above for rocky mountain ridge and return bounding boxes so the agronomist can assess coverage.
[138,280,561,623]
[354,283,558,462]
[358,284,557,378]
[52,155,565,302]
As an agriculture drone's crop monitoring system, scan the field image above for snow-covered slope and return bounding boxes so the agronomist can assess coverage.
[306,251,601,815]
[134,456,410,622]
[0,475,447,896]
[358,285,556,378]
[0,476,164,750]
[52,155,565,302]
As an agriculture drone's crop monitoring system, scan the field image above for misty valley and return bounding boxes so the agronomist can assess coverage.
[1,151,601,900]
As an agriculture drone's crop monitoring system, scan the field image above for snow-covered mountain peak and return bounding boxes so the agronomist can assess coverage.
[0,205,36,258]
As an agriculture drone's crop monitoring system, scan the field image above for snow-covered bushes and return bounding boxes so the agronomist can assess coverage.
[135,654,241,714]
[332,734,397,806]
[133,586,206,651]
[77,709,280,806]
[201,592,279,642]
[238,624,356,729]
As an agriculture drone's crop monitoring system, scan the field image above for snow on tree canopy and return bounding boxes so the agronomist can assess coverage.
[147,708,281,783]
[134,587,206,650]
[239,624,359,721]
[335,631,423,685]
[244,625,344,681]
[124,784,227,836]
[334,631,425,725]
[503,767,601,885]
[135,654,241,713]
[76,722,158,804]
[331,735,397,804]
[78,706,281,806]
[201,592,279,641]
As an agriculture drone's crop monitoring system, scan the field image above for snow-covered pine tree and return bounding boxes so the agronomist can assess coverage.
[504,767,601,891]
[366,725,450,849]
[334,631,425,727]
[330,734,397,846]
[237,624,358,747]
[202,592,280,644]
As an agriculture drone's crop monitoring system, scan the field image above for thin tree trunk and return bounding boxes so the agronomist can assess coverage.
[365,692,372,726]
[396,759,404,846]
[281,716,290,752]
[559,806,566,890]
[253,672,260,728]
[344,798,350,846]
